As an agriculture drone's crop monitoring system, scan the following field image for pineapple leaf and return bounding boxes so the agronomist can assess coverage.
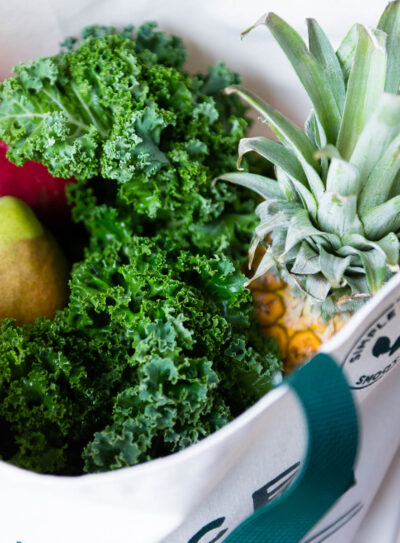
[326,158,361,196]
[286,211,319,252]
[264,13,341,144]
[289,273,329,301]
[216,172,282,199]
[337,242,386,293]
[238,137,307,184]
[362,195,400,239]
[299,155,325,198]
[275,167,300,202]
[314,144,342,161]
[249,216,287,269]
[317,192,363,236]
[228,86,325,197]
[337,26,387,160]
[248,234,259,269]
[305,112,329,178]
[307,18,346,113]
[358,249,386,293]
[375,232,400,270]
[291,242,320,274]
[255,215,288,243]
[340,233,381,251]
[305,274,331,301]
[390,170,400,199]
[319,246,351,287]
[340,232,398,266]
[269,158,317,217]
[350,93,400,184]
[285,209,324,253]
[346,275,369,295]
[256,199,298,222]
[226,86,318,168]
[336,23,360,83]
[247,249,275,284]
[298,156,324,198]
[305,110,320,148]
[289,178,317,219]
[359,132,400,217]
[378,0,400,93]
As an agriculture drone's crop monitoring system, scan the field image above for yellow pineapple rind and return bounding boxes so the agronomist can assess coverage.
[251,271,349,371]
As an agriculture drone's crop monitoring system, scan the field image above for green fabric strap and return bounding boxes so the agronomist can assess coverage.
[225,353,359,543]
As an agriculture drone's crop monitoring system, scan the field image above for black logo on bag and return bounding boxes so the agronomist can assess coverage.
[187,517,228,543]
[372,335,400,358]
[252,462,300,510]
[342,300,400,389]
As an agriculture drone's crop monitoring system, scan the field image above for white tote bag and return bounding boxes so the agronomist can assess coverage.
[0,1,398,542]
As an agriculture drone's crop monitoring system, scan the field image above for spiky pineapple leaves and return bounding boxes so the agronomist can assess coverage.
[237,137,317,214]
[363,197,400,240]
[225,86,319,171]
[217,172,283,199]
[307,18,346,115]
[359,133,400,217]
[219,1,400,314]
[378,0,400,93]
[325,158,360,196]
[237,137,306,185]
[337,27,387,160]
[350,93,400,182]
[242,14,341,144]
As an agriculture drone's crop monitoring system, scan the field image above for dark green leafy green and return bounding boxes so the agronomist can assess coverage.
[0,23,281,474]
[0,231,279,474]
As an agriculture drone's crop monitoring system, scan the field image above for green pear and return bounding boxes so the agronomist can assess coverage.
[0,196,69,325]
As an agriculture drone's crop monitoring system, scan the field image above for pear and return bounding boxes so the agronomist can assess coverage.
[0,196,69,325]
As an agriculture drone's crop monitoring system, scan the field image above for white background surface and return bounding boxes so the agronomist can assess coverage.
[0,1,399,542]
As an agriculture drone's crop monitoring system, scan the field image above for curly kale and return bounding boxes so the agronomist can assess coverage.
[0,23,281,474]
[0,233,279,474]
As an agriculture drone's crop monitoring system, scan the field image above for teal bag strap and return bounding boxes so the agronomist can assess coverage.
[225,353,359,543]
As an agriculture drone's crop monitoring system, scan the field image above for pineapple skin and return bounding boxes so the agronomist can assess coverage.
[250,271,348,372]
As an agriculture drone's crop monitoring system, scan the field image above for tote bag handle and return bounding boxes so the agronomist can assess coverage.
[225,353,359,543]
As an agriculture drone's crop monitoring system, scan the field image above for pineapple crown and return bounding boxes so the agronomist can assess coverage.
[219,1,400,317]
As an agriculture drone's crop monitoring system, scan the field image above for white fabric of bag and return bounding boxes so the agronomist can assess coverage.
[0,1,398,542]
[352,447,400,543]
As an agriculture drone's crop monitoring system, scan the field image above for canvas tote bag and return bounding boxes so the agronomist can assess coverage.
[0,1,398,542]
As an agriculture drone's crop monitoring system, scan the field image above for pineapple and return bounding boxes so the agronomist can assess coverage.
[250,254,349,371]
[219,2,400,370]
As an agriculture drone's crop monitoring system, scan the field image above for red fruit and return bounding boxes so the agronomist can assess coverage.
[0,141,73,227]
